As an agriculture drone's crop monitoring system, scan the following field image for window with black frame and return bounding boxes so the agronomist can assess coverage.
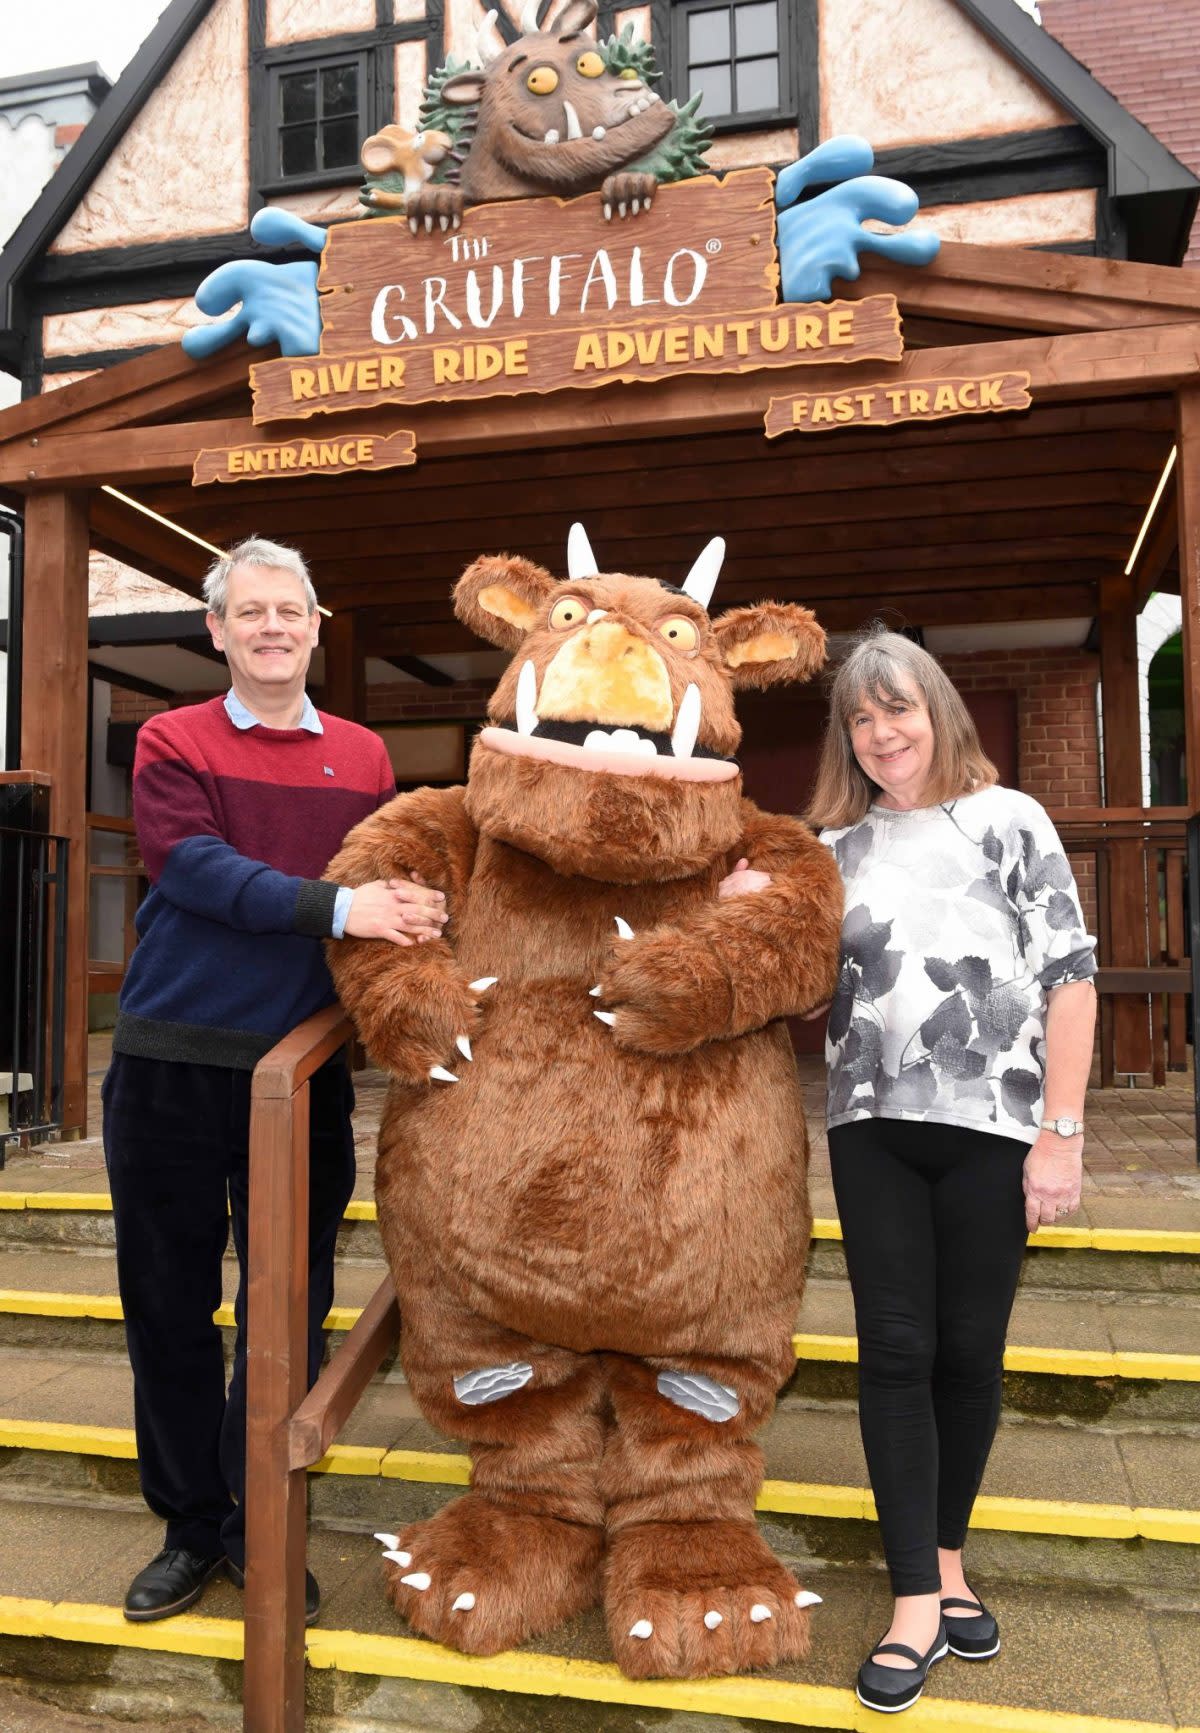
[274,56,365,182]
[673,0,790,126]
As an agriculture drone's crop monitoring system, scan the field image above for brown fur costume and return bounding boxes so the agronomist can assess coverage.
[325,535,842,1679]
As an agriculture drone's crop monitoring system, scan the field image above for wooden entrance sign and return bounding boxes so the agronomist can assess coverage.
[249,168,903,422]
[192,427,417,486]
[763,370,1032,437]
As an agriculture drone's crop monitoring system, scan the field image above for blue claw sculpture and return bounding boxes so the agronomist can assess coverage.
[182,208,327,360]
[776,134,940,304]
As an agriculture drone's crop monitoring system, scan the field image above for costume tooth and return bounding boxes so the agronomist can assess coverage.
[516,660,539,736]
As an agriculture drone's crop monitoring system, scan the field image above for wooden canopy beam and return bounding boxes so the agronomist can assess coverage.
[4,323,1200,492]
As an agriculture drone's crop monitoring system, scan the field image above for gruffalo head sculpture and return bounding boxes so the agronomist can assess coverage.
[455,524,826,882]
[361,0,710,228]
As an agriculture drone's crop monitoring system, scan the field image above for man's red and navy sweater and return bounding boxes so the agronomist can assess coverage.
[114,695,396,1069]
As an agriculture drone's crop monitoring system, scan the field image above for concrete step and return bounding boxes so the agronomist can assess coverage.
[4,1187,1200,1295]
[0,1501,1196,1732]
[1,1361,1197,1595]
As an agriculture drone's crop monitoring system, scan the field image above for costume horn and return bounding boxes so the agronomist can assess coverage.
[476,10,502,64]
[568,522,599,579]
[681,537,724,609]
[521,0,542,29]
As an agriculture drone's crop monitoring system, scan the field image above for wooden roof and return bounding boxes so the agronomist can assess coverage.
[1,241,1196,648]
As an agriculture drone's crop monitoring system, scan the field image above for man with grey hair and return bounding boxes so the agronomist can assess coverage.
[104,538,444,1624]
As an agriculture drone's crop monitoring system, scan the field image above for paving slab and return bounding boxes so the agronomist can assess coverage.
[0,1683,222,1733]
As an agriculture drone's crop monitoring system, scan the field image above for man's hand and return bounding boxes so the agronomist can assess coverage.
[718,857,774,898]
[344,874,448,945]
[1023,1132,1084,1233]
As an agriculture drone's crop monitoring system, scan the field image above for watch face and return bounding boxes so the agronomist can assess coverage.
[1056,1117,1077,1136]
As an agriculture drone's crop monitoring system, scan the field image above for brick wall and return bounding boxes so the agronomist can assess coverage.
[1041,0,1200,264]
[365,681,493,723]
[108,689,168,726]
[941,644,1101,928]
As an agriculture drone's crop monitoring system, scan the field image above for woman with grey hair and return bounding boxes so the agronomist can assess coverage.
[724,629,1096,1713]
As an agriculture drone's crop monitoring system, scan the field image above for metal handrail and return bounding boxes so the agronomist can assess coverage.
[243,1007,399,1733]
[0,822,68,1157]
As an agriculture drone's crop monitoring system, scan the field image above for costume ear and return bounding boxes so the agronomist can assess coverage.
[454,554,559,651]
[440,70,488,105]
[711,601,826,689]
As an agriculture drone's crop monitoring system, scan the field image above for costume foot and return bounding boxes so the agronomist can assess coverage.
[605,1520,814,1679]
[382,1492,603,1655]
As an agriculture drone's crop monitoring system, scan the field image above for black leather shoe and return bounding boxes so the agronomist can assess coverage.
[941,1594,1000,1659]
[123,1548,223,1623]
[224,1559,320,1626]
[856,1621,948,1713]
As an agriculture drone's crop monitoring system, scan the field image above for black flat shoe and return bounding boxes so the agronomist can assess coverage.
[224,1558,321,1626]
[856,1621,948,1713]
[940,1593,1000,1659]
[123,1548,223,1623]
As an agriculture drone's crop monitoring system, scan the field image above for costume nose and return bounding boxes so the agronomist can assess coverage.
[585,621,637,665]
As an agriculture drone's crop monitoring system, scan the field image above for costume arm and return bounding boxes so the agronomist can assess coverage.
[323,786,482,1079]
[600,805,844,1055]
[134,725,338,937]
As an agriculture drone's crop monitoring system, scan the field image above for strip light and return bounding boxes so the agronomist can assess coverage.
[100,483,333,617]
[1124,445,1177,578]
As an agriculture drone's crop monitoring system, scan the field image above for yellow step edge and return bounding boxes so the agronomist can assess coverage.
[4,1291,1200,1384]
[8,1190,1200,1257]
[0,1595,1194,1733]
[7,1420,1198,1546]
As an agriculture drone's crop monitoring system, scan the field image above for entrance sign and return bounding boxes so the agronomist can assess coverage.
[248,170,903,423]
[763,371,1033,438]
[191,427,417,486]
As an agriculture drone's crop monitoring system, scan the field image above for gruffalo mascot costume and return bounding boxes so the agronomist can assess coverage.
[326,527,842,1680]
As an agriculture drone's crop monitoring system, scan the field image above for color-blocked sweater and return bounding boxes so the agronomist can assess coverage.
[114,695,396,1069]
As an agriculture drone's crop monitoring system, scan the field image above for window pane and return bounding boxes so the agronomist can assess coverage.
[735,55,778,111]
[735,1,777,57]
[280,69,317,123]
[321,116,360,169]
[280,123,318,177]
[688,8,730,63]
[321,63,358,117]
[690,60,730,112]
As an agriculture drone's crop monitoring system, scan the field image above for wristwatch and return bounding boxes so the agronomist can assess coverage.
[1042,1116,1084,1137]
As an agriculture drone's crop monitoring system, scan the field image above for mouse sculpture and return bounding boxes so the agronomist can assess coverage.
[361,0,710,228]
[324,527,843,1680]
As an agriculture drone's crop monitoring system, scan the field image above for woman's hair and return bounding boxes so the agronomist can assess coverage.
[806,628,998,830]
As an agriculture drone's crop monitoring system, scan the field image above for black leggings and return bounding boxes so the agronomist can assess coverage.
[827,1117,1029,1596]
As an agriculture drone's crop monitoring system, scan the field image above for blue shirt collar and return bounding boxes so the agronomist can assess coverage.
[224,689,323,735]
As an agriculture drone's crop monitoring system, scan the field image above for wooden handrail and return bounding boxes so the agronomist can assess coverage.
[289,1277,400,1470]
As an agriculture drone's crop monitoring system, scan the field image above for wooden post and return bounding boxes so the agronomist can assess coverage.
[322,608,364,723]
[244,1080,311,1733]
[19,491,90,1134]
[1178,391,1200,812]
[1099,570,1153,1076]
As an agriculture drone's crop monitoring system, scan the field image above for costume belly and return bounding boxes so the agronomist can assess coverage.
[376,982,809,1356]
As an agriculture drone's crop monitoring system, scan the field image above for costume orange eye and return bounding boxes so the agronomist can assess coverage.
[659,616,698,651]
[618,66,640,80]
[549,596,587,629]
[527,65,559,94]
[576,50,605,77]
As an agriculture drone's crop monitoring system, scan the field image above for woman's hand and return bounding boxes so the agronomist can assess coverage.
[718,856,774,898]
[1022,1132,1084,1232]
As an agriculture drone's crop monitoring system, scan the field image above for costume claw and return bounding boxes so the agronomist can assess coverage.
[400,1571,432,1591]
[424,213,434,233]
[409,217,418,234]
[469,976,498,992]
[618,200,627,218]
[452,1591,476,1611]
[704,1609,723,1630]
[439,214,449,231]
[614,916,633,940]
[453,213,461,228]
[632,197,640,215]
[629,1619,653,1639]
[795,1590,823,1609]
[604,203,612,221]
[381,1549,411,1566]
[589,984,602,995]
[594,1010,616,1026]
[374,1532,400,1550]
[750,1604,772,1623]
[430,1065,459,1083]
[456,1035,473,1061]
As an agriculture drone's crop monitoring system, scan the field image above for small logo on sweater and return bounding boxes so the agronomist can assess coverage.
[323,766,335,777]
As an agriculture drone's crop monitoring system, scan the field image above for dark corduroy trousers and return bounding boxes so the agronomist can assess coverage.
[102,1050,356,1567]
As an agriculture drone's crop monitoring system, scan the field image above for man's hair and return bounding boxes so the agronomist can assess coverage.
[202,537,319,619]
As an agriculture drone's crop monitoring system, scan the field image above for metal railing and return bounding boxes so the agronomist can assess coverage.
[244,1006,399,1732]
[0,823,68,1157]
